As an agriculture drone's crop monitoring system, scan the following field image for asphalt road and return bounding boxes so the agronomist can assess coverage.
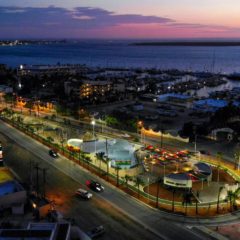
[0,120,217,240]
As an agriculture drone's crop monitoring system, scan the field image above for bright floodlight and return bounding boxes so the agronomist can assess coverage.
[91,120,95,125]
[20,65,23,70]
[18,83,22,89]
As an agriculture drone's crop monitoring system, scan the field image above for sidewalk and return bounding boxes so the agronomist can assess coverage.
[191,226,229,240]
[209,223,240,240]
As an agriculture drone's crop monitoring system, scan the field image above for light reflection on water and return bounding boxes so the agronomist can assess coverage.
[188,80,240,97]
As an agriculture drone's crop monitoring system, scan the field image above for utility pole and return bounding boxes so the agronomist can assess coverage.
[193,125,197,155]
[29,159,35,193]
[160,127,164,149]
[105,138,108,157]
[42,168,48,199]
[34,162,40,197]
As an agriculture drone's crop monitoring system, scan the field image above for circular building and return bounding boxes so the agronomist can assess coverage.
[164,162,212,189]
[164,173,192,188]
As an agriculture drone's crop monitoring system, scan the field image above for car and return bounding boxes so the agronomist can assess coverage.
[49,149,58,158]
[75,188,93,199]
[199,150,210,155]
[86,180,104,192]
[47,210,63,222]
[87,225,105,239]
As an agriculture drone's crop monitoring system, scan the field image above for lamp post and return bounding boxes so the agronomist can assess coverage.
[193,126,197,156]
[147,177,150,203]
[91,120,96,154]
[137,121,143,143]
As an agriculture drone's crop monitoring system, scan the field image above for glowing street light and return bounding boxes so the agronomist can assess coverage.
[137,121,144,144]
[91,120,96,154]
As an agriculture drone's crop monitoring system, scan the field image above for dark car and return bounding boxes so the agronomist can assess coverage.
[87,225,105,239]
[199,150,210,155]
[49,149,58,158]
[86,180,104,192]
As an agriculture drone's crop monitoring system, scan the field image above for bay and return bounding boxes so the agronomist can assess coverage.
[0,40,240,74]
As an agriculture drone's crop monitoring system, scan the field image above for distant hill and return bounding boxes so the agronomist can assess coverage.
[131,42,240,47]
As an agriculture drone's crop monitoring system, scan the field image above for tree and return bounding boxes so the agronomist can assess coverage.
[180,121,194,139]
[105,115,119,127]
[46,136,54,145]
[105,157,111,181]
[124,174,132,190]
[226,187,240,211]
[234,150,240,170]
[216,152,223,182]
[115,166,121,187]
[96,152,105,172]
[155,178,161,208]
[50,114,56,121]
[17,116,23,127]
[195,199,198,215]
[227,190,234,212]
[160,128,165,149]
[217,186,224,213]
[85,156,91,170]
[25,101,34,115]
[172,189,176,212]
[134,176,145,199]
[232,187,240,210]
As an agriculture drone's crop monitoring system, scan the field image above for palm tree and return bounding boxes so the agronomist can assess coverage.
[195,200,198,215]
[155,178,161,208]
[25,124,30,132]
[227,187,240,211]
[234,151,240,170]
[105,157,111,181]
[217,186,224,213]
[17,116,23,128]
[96,152,104,173]
[232,187,240,210]
[124,174,132,190]
[115,166,121,187]
[85,156,91,170]
[172,189,176,212]
[46,136,54,147]
[226,190,234,212]
[160,128,165,149]
[60,139,65,153]
[134,176,145,199]
[216,152,223,182]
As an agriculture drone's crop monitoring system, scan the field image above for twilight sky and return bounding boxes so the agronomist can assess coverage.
[1,0,240,39]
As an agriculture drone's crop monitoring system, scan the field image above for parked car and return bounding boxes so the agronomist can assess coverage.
[49,149,58,158]
[86,180,104,192]
[87,225,105,238]
[47,210,63,222]
[76,188,93,199]
[199,150,210,155]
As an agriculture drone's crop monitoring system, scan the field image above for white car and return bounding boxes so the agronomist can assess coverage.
[76,188,93,199]
[87,225,105,238]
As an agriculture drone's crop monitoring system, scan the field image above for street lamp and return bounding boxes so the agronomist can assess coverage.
[193,126,197,157]
[147,177,150,203]
[91,120,96,154]
[137,121,143,143]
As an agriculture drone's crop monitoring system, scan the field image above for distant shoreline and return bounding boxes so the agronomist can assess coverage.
[132,42,240,47]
